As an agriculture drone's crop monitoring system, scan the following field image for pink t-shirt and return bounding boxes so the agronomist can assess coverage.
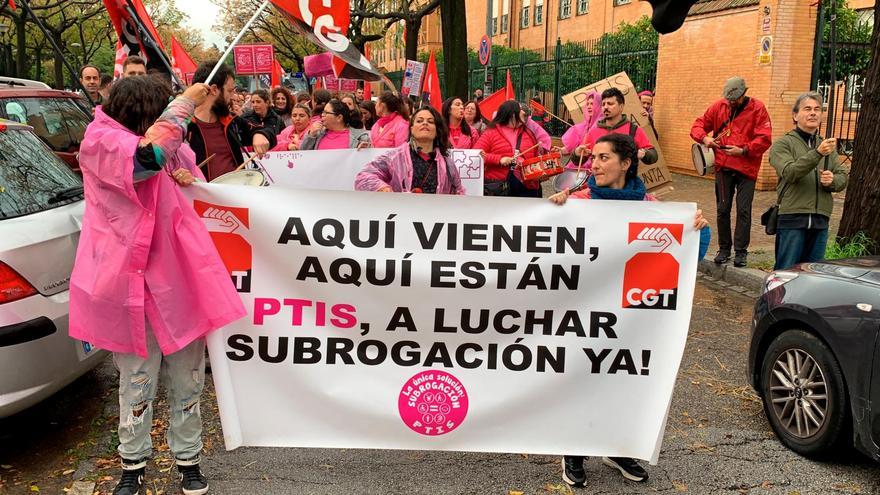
[318,129,349,150]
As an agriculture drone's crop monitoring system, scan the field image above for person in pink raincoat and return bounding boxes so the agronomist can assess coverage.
[370,91,411,148]
[355,106,465,194]
[69,76,246,495]
[560,90,602,169]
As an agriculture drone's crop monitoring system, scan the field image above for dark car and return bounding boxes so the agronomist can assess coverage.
[749,257,880,462]
[0,78,92,174]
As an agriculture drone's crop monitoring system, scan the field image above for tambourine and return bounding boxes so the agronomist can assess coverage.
[692,143,715,176]
[519,152,563,183]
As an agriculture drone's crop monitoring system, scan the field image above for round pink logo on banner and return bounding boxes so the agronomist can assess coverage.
[398,370,469,436]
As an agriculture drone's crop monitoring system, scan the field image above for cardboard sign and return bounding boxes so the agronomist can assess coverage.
[562,72,672,193]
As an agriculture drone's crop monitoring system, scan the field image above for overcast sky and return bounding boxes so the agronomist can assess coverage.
[173,0,225,48]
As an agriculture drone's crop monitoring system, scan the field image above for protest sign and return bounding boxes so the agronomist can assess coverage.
[234,44,274,75]
[402,60,426,97]
[258,149,484,196]
[186,186,699,463]
[562,73,672,193]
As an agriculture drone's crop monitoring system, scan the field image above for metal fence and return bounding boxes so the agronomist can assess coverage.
[387,34,658,136]
[811,3,873,162]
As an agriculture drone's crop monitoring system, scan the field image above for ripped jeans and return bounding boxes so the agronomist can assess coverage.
[113,326,206,462]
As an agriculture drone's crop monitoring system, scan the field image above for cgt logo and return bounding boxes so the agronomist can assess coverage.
[194,200,252,293]
[622,223,683,310]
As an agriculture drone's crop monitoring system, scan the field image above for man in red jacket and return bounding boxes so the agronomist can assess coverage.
[691,77,772,267]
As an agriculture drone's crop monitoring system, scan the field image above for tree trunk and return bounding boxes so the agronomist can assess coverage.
[53,50,65,89]
[34,45,41,81]
[441,0,468,99]
[404,17,421,62]
[15,16,26,78]
[837,2,880,248]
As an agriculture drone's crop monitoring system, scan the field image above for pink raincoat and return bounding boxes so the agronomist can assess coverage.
[561,90,602,167]
[70,105,246,358]
[355,142,465,194]
[370,113,409,148]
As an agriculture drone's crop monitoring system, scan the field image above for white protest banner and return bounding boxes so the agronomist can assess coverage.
[562,72,672,194]
[189,186,698,463]
[258,149,484,196]
[402,60,425,97]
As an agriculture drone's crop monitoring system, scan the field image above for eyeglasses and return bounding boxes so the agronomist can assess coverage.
[322,110,337,116]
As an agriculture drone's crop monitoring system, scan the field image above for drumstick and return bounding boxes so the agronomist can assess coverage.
[196,154,215,170]
[235,153,261,171]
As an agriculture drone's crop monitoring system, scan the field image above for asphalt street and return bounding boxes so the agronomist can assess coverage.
[1,278,878,494]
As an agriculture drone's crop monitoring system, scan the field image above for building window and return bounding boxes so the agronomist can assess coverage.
[521,6,530,27]
[492,16,498,34]
[500,13,508,33]
[577,0,588,15]
[559,0,571,19]
[613,0,631,5]
[534,0,543,25]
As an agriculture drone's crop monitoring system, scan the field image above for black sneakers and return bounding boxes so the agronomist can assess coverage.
[733,252,748,267]
[178,461,209,495]
[602,456,649,482]
[561,455,586,486]
[112,462,145,495]
[714,250,731,264]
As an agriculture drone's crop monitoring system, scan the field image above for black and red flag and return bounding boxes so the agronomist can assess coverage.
[102,0,177,80]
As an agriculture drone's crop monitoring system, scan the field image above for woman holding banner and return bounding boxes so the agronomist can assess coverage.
[300,99,370,150]
[70,76,247,495]
[549,133,710,488]
[273,103,311,151]
[355,106,465,194]
[476,100,543,197]
[442,97,479,149]
[371,91,411,148]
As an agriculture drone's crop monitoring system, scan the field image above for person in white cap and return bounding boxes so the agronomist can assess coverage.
[690,76,772,268]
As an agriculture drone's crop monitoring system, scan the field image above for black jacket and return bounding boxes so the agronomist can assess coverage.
[241,109,284,137]
[185,114,277,172]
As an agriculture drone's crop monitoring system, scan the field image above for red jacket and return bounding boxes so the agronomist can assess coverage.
[476,125,541,183]
[690,97,772,180]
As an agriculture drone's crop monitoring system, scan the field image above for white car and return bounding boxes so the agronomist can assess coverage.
[0,118,107,418]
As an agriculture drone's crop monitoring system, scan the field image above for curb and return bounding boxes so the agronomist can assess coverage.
[697,259,766,297]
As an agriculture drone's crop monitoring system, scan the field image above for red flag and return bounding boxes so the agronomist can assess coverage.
[362,45,372,100]
[529,99,546,114]
[272,60,284,87]
[171,36,198,85]
[102,0,170,76]
[7,0,16,11]
[113,41,126,80]
[479,70,516,120]
[421,50,442,110]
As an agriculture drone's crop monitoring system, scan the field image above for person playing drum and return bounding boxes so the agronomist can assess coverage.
[355,106,465,195]
[476,100,544,198]
[560,90,602,169]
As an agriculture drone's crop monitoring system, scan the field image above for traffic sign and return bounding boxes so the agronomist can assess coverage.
[479,35,491,66]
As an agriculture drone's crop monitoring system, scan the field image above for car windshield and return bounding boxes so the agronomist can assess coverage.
[0,127,83,219]
[0,97,90,153]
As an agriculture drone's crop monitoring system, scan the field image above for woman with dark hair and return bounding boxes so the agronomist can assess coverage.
[310,88,332,124]
[243,89,283,136]
[442,97,479,149]
[475,100,544,197]
[463,100,486,134]
[355,106,464,194]
[549,132,709,488]
[299,99,370,150]
[271,86,294,127]
[71,77,246,494]
[359,100,378,130]
[370,91,410,148]
[273,103,312,151]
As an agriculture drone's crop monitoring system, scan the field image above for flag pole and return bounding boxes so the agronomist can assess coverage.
[206,0,271,85]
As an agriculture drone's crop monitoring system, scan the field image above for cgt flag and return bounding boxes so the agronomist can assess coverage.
[269,0,386,83]
[171,36,198,85]
[421,50,442,111]
[102,0,172,77]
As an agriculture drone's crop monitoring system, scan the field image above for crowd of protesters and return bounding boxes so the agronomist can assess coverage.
[72,56,847,495]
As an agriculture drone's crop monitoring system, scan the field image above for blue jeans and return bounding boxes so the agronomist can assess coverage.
[774,228,829,270]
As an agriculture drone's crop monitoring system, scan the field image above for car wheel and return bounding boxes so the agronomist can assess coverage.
[760,329,849,458]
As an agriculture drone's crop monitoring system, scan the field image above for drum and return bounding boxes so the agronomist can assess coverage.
[210,169,268,186]
[552,169,591,193]
[692,143,714,176]
[519,152,563,183]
